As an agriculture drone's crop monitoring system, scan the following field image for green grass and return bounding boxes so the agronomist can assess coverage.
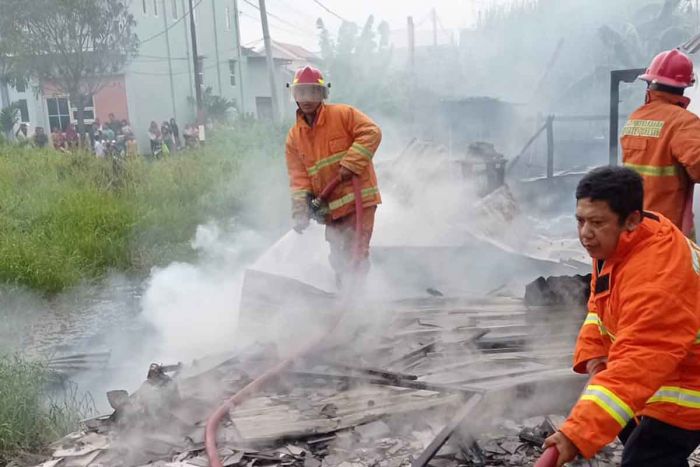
[0,355,92,462]
[0,120,288,293]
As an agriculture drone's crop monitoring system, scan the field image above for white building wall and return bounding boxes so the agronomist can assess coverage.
[126,0,243,152]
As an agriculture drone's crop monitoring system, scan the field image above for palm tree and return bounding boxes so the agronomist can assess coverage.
[0,102,19,139]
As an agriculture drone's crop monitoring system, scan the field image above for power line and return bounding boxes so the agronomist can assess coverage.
[270,0,318,24]
[139,0,204,44]
[134,54,190,61]
[239,8,311,39]
[309,0,349,23]
[241,0,316,35]
[129,58,233,76]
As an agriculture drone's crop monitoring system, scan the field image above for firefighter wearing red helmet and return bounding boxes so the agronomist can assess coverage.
[620,48,700,238]
[285,65,382,288]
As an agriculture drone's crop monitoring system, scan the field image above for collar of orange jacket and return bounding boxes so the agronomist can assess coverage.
[296,102,327,128]
[604,212,660,265]
[645,89,691,109]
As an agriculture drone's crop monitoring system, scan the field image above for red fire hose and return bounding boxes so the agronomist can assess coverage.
[534,446,559,467]
[204,175,364,467]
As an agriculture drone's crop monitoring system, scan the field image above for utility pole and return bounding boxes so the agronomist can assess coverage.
[407,16,415,131]
[188,0,203,121]
[432,8,437,47]
[259,0,280,122]
[162,0,177,120]
[407,16,415,71]
[232,0,246,116]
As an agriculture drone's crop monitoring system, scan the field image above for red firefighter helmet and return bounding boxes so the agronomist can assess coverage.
[288,66,330,101]
[640,49,695,88]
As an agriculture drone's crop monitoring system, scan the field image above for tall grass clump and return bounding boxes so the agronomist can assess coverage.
[0,355,91,462]
[0,120,287,293]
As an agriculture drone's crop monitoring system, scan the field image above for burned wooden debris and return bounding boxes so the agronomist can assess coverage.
[35,297,601,467]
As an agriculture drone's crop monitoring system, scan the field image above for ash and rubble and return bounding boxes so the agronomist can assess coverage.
[32,141,624,467]
[35,295,631,467]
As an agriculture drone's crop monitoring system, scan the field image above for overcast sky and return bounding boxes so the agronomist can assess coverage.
[237,0,512,51]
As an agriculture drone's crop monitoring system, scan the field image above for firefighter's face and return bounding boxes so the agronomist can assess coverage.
[293,85,325,114]
[576,198,640,260]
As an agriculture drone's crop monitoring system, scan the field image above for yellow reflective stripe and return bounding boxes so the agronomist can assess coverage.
[581,385,634,427]
[583,312,600,326]
[688,239,700,274]
[583,312,615,341]
[351,142,374,160]
[599,322,616,342]
[648,386,700,409]
[695,330,700,345]
[624,162,678,177]
[328,187,379,211]
[307,151,347,176]
[621,119,665,137]
[292,190,311,200]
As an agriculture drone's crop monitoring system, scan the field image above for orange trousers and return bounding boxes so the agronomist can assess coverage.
[325,206,376,283]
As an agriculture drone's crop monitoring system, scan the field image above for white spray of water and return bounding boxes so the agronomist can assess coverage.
[139,223,268,361]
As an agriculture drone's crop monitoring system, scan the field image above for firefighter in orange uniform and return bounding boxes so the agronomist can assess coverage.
[285,66,381,287]
[544,166,700,466]
[621,48,700,237]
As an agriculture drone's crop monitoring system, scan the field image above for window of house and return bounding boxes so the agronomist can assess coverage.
[142,0,148,14]
[70,95,95,121]
[17,99,29,122]
[228,60,236,86]
[15,80,26,93]
[171,0,177,18]
[153,0,158,16]
[225,7,231,31]
[47,97,71,131]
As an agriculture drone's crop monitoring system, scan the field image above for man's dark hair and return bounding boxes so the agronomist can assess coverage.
[649,82,685,96]
[576,166,644,223]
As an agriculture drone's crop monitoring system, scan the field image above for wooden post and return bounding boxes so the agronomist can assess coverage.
[546,115,554,178]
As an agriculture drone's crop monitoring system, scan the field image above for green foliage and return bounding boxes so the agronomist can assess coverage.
[0,0,139,133]
[0,355,91,462]
[0,103,19,139]
[0,122,287,293]
[190,87,237,123]
[316,16,402,119]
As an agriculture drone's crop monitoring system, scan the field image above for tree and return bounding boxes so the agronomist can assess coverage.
[316,15,403,119]
[316,19,335,63]
[188,87,236,123]
[0,0,139,139]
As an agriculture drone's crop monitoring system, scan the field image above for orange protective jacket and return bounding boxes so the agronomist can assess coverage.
[285,103,382,221]
[559,212,700,459]
[621,90,700,234]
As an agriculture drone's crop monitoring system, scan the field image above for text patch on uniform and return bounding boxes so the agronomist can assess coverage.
[621,120,665,138]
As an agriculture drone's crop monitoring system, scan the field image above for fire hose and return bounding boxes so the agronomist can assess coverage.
[204,175,364,467]
[534,446,559,467]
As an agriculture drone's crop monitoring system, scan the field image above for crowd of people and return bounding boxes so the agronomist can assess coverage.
[79,113,140,158]
[147,118,203,157]
[10,112,205,159]
[14,123,49,148]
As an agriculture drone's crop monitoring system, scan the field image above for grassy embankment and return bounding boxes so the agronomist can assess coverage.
[0,120,287,294]
[0,120,287,462]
